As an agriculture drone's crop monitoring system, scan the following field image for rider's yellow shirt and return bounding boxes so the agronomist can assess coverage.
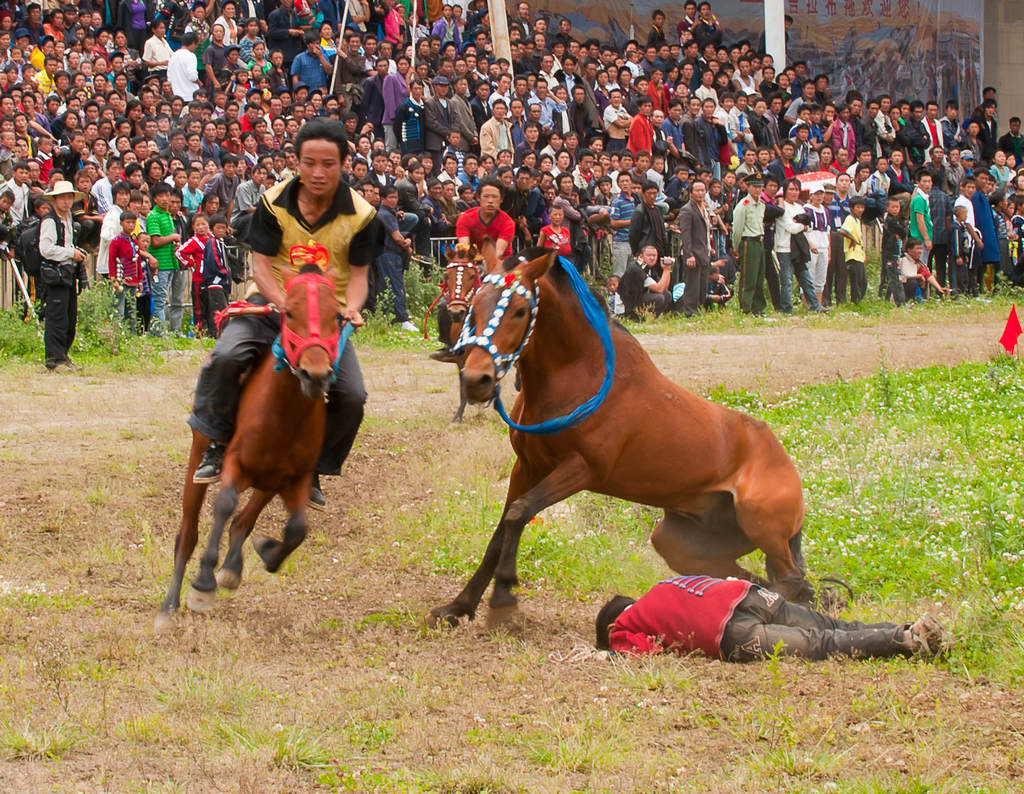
[248,175,379,309]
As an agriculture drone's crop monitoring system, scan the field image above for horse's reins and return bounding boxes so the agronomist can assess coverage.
[421,260,482,339]
[453,256,616,435]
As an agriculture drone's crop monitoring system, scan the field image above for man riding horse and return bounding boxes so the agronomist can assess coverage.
[188,120,381,507]
[432,178,515,361]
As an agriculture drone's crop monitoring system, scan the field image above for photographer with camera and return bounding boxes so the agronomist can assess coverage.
[38,181,88,371]
[618,244,674,319]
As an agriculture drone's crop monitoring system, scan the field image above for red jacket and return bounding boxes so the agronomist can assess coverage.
[609,576,753,658]
[177,233,210,283]
[627,113,654,156]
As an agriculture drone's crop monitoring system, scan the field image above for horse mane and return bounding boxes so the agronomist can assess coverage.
[297,263,323,276]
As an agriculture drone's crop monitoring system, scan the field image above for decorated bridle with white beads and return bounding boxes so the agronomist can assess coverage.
[444,260,481,310]
[451,266,539,382]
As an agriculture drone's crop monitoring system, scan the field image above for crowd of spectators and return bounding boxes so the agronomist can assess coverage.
[4,0,1024,365]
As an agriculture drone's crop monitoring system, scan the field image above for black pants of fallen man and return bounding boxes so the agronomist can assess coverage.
[720,588,912,662]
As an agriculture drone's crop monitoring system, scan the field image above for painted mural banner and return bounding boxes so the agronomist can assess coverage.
[536,0,981,109]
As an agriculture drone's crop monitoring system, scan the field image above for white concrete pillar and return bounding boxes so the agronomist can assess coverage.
[764,0,786,71]
[488,0,512,67]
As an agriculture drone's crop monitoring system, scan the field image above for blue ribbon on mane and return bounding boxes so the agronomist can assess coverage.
[492,256,615,435]
[273,321,355,383]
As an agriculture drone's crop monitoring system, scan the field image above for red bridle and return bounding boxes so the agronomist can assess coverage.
[279,271,340,371]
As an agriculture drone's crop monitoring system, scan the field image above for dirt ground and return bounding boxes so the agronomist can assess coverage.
[366,307,1007,420]
[0,307,1021,792]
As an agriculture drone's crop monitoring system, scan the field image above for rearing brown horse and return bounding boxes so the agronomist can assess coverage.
[156,252,347,631]
[428,244,813,627]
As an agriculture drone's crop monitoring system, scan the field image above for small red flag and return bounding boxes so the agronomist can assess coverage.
[999,304,1023,354]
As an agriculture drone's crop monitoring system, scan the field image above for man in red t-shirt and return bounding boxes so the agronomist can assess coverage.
[455,178,516,258]
[595,576,947,662]
[433,178,516,363]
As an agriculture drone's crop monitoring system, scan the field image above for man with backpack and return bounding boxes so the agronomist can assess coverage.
[38,181,87,370]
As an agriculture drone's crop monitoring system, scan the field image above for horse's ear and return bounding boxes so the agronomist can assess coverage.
[324,265,340,284]
[517,247,558,286]
[280,263,296,286]
[479,238,502,273]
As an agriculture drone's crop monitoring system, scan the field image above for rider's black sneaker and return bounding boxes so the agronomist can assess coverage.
[308,474,326,511]
[429,346,459,363]
[192,442,226,483]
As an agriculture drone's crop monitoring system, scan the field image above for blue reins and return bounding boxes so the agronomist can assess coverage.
[491,256,616,435]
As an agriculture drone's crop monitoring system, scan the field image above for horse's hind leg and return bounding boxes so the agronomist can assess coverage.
[156,433,209,631]
[217,489,273,590]
[733,468,814,603]
[651,504,765,583]
[254,475,310,574]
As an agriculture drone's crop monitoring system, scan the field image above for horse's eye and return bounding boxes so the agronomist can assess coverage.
[514,307,528,319]
[284,310,293,320]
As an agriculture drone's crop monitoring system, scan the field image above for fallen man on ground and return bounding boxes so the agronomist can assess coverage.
[596,575,947,662]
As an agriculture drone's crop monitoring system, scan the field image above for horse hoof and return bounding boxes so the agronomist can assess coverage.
[485,603,519,629]
[427,603,472,628]
[817,586,849,616]
[253,536,283,572]
[186,587,216,613]
[216,568,241,590]
[153,611,176,634]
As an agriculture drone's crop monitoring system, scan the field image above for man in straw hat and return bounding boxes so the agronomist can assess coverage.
[38,180,87,370]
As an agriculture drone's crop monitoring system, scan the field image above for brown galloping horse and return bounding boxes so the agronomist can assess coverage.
[155,255,346,631]
[429,244,814,627]
[426,246,481,422]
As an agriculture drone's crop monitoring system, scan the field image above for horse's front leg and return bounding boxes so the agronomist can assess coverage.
[428,454,591,627]
[428,459,534,627]
[489,453,590,611]
[155,433,209,632]
[187,469,245,612]
[254,474,310,573]
[452,368,468,423]
[217,489,274,590]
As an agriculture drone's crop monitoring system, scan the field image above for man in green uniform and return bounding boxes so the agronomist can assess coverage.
[730,173,767,315]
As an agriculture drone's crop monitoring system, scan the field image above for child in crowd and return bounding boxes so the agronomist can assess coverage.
[176,214,212,335]
[109,210,145,332]
[839,197,867,302]
[899,239,949,300]
[803,186,831,306]
[879,196,908,305]
[606,274,625,316]
[706,265,732,308]
[200,215,232,338]
[950,204,973,295]
[539,204,572,256]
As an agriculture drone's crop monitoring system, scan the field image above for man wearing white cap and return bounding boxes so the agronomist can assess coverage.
[38,180,86,370]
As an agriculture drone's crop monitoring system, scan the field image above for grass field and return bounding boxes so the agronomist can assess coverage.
[1,296,1023,792]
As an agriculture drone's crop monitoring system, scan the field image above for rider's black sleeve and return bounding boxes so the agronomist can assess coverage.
[247,198,282,257]
[349,215,383,267]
